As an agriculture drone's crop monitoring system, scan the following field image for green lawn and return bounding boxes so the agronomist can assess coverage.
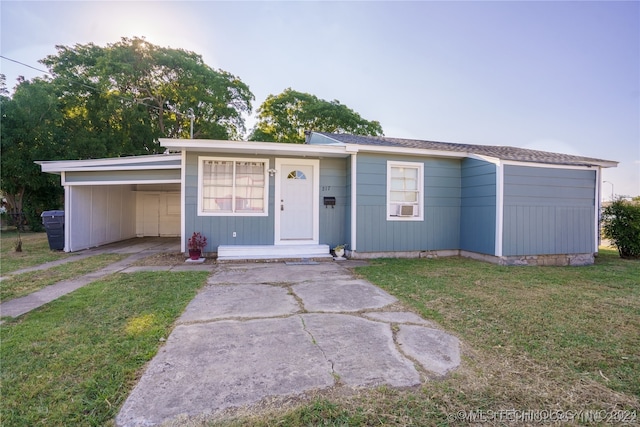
[0,231,71,275]
[1,253,125,301]
[1,248,638,426]
[0,271,209,427]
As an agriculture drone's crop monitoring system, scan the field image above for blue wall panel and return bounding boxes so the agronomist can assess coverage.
[185,152,349,252]
[355,153,461,252]
[184,152,276,251]
[319,158,348,247]
[460,158,496,255]
[502,165,596,255]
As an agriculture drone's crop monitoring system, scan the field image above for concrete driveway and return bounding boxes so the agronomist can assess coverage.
[116,261,460,427]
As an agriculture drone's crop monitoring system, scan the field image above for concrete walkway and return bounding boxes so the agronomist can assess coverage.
[0,238,205,319]
[116,262,461,427]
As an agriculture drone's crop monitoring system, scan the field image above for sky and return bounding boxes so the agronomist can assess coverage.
[1,1,639,199]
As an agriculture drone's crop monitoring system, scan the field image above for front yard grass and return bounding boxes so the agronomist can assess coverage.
[223,248,639,426]
[1,231,71,275]
[0,253,125,301]
[1,248,638,426]
[0,271,209,427]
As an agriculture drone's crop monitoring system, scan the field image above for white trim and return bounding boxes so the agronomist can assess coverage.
[500,160,604,170]
[595,167,602,251]
[350,144,467,160]
[64,181,70,252]
[495,162,504,257]
[386,160,425,221]
[197,156,270,217]
[61,179,180,186]
[160,138,349,158]
[38,154,181,172]
[351,153,357,252]
[274,158,320,245]
[467,153,501,165]
[180,151,187,253]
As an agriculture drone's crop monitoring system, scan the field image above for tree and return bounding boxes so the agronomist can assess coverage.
[601,198,640,259]
[249,88,383,143]
[0,78,65,230]
[41,37,254,153]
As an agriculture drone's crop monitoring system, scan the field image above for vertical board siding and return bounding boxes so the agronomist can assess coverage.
[502,165,596,255]
[319,158,348,247]
[68,185,136,251]
[460,158,496,255]
[355,153,461,252]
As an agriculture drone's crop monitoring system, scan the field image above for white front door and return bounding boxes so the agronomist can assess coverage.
[275,159,319,244]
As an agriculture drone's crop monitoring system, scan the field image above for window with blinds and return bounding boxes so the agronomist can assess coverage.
[199,158,269,216]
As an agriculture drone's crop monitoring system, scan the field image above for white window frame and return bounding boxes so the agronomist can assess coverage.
[197,156,269,216]
[387,160,424,221]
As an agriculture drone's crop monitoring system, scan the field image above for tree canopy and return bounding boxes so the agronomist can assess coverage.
[249,88,383,143]
[1,37,255,228]
[41,37,254,151]
[1,77,66,229]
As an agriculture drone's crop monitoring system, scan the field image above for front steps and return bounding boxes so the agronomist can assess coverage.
[217,244,332,261]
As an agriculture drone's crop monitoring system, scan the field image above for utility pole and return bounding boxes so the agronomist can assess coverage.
[187,108,195,139]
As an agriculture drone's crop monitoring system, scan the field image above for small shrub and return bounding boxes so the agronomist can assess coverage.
[601,198,640,259]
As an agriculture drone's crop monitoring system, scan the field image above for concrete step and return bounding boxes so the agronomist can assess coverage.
[217,244,332,261]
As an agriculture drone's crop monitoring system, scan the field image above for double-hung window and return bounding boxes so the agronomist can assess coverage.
[387,161,424,221]
[198,157,269,216]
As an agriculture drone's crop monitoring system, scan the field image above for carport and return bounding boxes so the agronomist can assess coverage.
[38,154,182,252]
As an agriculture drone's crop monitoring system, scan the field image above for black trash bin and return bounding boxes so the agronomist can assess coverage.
[41,210,65,250]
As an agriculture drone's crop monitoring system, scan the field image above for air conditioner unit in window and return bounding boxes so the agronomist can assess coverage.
[397,205,416,217]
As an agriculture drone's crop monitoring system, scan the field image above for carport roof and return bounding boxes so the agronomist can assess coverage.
[37,154,181,174]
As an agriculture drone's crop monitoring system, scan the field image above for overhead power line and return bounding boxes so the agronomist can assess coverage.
[0,54,190,118]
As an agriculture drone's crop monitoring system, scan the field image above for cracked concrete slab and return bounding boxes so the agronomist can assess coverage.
[300,313,421,387]
[363,311,437,327]
[116,262,461,426]
[396,324,461,376]
[178,284,300,323]
[293,279,397,312]
[208,263,351,285]
[116,317,334,427]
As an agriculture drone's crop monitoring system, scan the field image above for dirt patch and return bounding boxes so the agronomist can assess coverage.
[134,253,216,267]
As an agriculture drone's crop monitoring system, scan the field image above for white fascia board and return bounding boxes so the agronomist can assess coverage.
[501,159,617,170]
[467,153,501,165]
[345,144,467,159]
[38,154,181,172]
[159,138,349,158]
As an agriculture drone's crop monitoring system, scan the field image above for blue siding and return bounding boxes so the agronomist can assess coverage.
[355,153,460,252]
[185,152,349,252]
[502,165,596,256]
[319,158,348,247]
[184,152,276,251]
[460,158,496,255]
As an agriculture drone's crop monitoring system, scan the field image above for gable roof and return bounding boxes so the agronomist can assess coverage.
[310,132,618,168]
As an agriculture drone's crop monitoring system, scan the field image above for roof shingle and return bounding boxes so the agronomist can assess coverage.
[313,132,617,167]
